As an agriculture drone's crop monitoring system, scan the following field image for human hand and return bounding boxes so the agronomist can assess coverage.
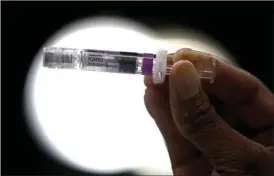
[144,49,274,176]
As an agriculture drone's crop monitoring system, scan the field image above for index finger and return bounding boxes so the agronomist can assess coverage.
[173,49,274,129]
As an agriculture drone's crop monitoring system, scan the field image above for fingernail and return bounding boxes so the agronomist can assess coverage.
[171,60,200,100]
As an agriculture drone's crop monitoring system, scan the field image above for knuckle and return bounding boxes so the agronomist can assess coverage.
[180,91,219,137]
[213,143,272,175]
[241,147,273,175]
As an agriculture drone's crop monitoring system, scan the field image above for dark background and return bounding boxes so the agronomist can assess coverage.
[2,1,273,175]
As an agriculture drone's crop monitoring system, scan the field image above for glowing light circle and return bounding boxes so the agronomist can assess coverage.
[24,16,235,175]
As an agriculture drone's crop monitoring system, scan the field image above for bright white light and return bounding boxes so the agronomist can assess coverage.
[25,17,172,175]
[24,17,234,175]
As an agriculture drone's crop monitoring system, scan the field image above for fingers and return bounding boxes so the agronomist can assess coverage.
[172,48,274,129]
[169,60,273,175]
[144,75,169,93]
[144,87,212,176]
[172,49,257,104]
[252,127,274,147]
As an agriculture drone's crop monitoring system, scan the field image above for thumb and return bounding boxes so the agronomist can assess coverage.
[169,60,273,175]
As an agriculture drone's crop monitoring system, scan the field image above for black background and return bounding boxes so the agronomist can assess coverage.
[2,1,273,176]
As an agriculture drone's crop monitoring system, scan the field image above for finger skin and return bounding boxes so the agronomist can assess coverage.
[173,48,274,129]
[144,87,212,176]
[169,60,274,175]
[144,48,274,175]
[171,48,274,146]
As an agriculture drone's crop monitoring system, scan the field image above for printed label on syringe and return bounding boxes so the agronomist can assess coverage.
[85,55,119,73]
[88,55,118,66]
[82,53,138,74]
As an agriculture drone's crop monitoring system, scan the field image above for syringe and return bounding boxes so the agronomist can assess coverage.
[43,47,216,84]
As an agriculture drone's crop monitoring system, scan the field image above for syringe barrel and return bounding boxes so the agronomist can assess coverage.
[193,57,216,84]
[43,47,155,75]
[165,55,216,84]
[81,49,140,74]
[43,47,216,84]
